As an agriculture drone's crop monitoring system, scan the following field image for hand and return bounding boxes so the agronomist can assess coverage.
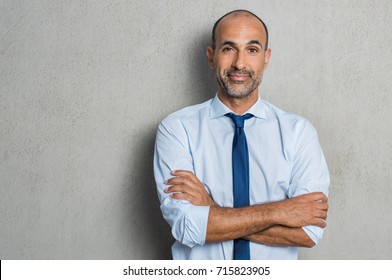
[277,192,328,228]
[164,170,217,207]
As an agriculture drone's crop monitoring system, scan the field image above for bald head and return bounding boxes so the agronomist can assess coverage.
[211,10,269,50]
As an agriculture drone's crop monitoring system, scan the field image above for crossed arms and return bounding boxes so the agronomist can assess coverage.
[165,170,328,248]
[154,116,329,249]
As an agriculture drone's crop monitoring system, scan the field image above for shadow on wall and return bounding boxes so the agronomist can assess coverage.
[129,127,173,259]
[127,32,215,259]
[188,33,217,104]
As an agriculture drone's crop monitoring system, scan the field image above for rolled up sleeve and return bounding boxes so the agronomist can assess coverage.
[288,120,330,245]
[154,116,210,247]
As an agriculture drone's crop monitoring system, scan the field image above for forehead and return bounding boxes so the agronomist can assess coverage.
[215,14,266,44]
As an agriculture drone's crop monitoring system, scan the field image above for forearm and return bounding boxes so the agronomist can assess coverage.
[164,171,328,245]
[206,203,279,242]
[243,226,315,248]
[205,193,327,243]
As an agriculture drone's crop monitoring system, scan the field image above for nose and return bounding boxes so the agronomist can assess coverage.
[232,51,245,70]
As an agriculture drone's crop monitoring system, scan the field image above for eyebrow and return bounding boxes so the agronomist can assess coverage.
[219,40,264,49]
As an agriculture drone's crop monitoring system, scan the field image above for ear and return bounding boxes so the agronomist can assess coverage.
[206,46,215,69]
[263,48,272,71]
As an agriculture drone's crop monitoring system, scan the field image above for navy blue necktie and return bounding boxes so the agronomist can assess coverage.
[226,113,254,260]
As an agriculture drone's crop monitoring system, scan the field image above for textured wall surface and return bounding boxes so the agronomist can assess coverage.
[1,0,391,259]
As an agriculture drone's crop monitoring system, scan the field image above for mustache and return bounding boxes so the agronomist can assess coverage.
[225,69,253,77]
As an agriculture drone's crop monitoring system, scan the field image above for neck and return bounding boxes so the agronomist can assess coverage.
[217,89,259,115]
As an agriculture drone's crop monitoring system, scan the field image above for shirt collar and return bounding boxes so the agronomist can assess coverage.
[210,94,268,120]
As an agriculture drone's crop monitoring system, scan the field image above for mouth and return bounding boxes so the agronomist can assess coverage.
[225,69,252,82]
[228,73,250,82]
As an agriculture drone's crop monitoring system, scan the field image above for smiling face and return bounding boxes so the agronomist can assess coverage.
[207,13,271,100]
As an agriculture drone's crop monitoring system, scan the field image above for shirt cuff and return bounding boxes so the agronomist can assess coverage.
[181,205,210,247]
[302,225,323,245]
[161,197,210,248]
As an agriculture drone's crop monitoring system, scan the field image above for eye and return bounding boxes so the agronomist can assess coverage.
[248,48,259,54]
[222,46,234,52]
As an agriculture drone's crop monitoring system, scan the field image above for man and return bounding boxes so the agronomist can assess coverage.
[154,9,329,260]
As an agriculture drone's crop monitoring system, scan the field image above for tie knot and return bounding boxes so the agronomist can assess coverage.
[226,113,254,128]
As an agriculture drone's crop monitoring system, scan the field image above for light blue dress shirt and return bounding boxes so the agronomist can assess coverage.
[154,95,330,260]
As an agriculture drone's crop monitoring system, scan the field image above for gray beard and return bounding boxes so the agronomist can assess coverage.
[218,74,262,98]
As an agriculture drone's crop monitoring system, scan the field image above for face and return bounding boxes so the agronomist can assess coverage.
[207,14,271,99]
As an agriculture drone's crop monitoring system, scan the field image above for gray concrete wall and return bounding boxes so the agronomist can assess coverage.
[1,0,391,259]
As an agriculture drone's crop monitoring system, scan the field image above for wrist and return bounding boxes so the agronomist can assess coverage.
[264,200,286,226]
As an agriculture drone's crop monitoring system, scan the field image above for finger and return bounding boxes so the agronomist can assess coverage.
[165,177,185,186]
[165,181,201,197]
[171,170,202,185]
[170,192,195,204]
[165,185,182,193]
[316,209,328,219]
[166,176,204,192]
[171,170,194,177]
[170,192,188,200]
[165,185,188,194]
[165,185,197,197]
[165,176,194,187]
[313,218,327,228]
[316,201,329,211]
[306,192,328,202]
[317,193,328,202]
